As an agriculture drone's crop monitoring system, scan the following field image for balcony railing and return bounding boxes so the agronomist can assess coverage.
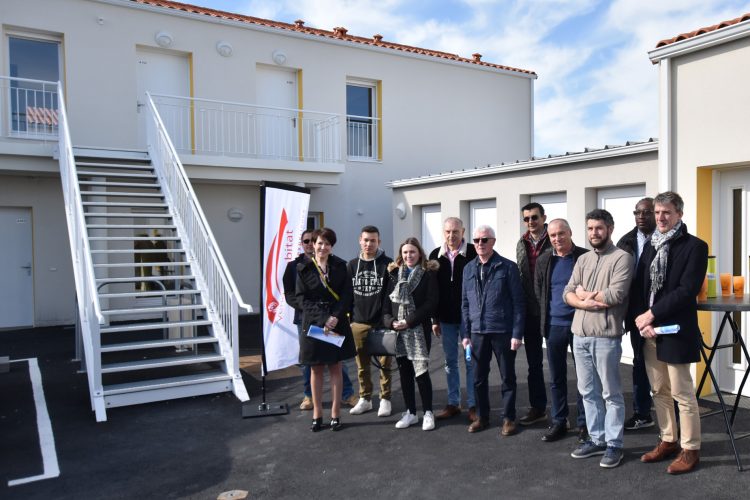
[151,94,342,163]
[0,76,59,140]
[346,114,380,160]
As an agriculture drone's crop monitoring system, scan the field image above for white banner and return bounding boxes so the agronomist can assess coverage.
[262,185,310,372]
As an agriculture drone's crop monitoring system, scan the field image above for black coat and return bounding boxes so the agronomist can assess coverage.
[429,242,477,324]
[382,262,439,352]
[630,224,708,364]
[296,255,356,364]
[534,245,589,336]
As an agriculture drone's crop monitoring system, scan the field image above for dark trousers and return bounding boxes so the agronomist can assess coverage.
[630,331,653,416]
[524,316,547,410]
[397,357,433,414]
[546,325,586,427]
[472,332,517,422]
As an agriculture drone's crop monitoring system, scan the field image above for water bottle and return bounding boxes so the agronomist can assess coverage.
[465,344,472,363]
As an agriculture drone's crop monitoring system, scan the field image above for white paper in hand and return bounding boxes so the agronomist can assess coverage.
[307,325,345,347]
[654,325,680,335]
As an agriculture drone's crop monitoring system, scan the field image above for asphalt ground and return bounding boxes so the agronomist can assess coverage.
[1,324,749,500]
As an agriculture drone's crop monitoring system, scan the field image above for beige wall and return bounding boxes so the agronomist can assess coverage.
[392,150,658,259]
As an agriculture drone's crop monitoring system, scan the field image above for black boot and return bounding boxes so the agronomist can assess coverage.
[311,418,323,432]
[330,417,342,431]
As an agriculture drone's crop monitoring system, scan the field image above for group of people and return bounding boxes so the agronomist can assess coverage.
[284,190,707,475]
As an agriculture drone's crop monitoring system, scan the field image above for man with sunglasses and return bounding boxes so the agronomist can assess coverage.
[461,225,524,437]
[515,202,550,426]
[283,230,356,410]
[616,198,656,431]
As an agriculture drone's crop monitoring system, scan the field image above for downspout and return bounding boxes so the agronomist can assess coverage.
[658,58,672,192]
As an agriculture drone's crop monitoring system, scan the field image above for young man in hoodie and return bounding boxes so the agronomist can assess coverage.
[348,226,394,417]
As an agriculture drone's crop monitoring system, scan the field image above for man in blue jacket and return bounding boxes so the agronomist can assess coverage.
[461,225,525,437]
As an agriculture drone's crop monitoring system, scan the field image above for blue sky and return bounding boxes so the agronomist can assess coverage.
[198,0,750,157]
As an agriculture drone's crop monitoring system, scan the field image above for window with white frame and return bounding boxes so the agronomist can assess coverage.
[597,185,646,248]
[470,199,497,237]
[346,79,379,160]
[420,205,442,253]
[6,34,61,136]
[529,192,567,223]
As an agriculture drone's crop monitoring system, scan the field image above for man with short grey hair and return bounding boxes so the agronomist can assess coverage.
[462,225,524,437]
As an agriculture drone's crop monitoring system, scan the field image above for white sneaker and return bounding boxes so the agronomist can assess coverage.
[422,411,435,431]
[377,398,392,417]
[395,411,418,429]
[349,398,372,415]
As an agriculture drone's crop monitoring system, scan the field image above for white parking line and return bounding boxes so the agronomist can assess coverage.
[7,357,60,487]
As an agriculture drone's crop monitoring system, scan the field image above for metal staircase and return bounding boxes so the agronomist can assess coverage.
[56,84,251,421]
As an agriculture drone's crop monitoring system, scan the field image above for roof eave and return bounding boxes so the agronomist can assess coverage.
[386,141,659,189]
[649,18,750,63]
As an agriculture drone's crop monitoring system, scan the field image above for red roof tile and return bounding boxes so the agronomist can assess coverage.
[656,12,750,48]
[131,0,536,75]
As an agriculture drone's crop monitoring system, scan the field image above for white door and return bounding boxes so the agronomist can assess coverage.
[598,185,646,363]
[256,65,298,159]
[0,207,34,328]
[421,204,442,254]
[470,199,497,237]
[718,168,750,396]
[136,47,190,150]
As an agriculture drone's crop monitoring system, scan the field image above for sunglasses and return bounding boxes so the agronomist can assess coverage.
[523,215,540,223]
[472,237,493,244]
[302,239,311,244]
[633,210,653,216]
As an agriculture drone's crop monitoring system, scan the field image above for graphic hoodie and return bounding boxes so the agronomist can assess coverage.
[347,248,393,325]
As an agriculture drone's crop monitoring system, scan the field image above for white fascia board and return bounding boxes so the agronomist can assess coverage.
[648,19,750,63]
[94,0,536,80]
[386,141,659,188]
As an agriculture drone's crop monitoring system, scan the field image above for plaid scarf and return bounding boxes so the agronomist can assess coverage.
[649,221,683,306]
[390,265,429,376]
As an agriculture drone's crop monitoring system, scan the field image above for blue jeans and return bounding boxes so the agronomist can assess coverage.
[573,336,625,448]
[630,332,653,416]
[546,325,586,428]
[524,316,547,410]
[441,322,475,407]
[471,332,516,422]
[297,323,353,399]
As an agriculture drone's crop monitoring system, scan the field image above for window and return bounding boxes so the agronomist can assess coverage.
[6,35,61,136]
[469,199,497,237]
[597,185,645,247]
[346,80,379,160]
[420,205,442,253]
[529,192,567,223]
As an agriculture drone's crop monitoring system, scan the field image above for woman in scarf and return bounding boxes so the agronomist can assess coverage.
[382,237,439,430]
[296,227,356,432]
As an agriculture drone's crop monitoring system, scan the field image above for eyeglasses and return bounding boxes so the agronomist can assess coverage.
[523,215,540,223]
[302,239,311,244]
[473,237,493,244]
[633,210,653,216]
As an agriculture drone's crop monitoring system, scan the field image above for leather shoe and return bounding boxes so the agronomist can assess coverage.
[667,449,699,474]
[501,419,517,436]
[641,439,680,463]
[467,406,478,423]
[468,418,489,433]
[541,422,567,442]
[519,407,547,426]
[436,404,461,420]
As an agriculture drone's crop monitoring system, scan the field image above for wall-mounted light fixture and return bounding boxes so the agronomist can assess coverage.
[395,202,407,220]
[227,207,244,222]
[155,31,173,48]
[216,41,233,57]
[272,50,287,65]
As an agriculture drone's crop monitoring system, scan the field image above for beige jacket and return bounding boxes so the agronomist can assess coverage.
[563,242,633,338]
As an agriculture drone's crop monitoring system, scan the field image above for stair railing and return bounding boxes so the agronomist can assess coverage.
[56,80,107,421]
[144,92,251,399]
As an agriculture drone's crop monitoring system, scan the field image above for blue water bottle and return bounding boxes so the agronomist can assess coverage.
[465,344,472,363]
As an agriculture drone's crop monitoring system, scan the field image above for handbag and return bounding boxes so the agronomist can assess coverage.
[365,327,399,357]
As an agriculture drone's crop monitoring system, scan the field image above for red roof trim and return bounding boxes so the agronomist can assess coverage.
[131,0,536,75]
[656,12,750,48]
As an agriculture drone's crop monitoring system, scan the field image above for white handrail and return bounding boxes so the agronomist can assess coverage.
[151,92,339,117]
[145,92,251,381]
[56,79,105,419]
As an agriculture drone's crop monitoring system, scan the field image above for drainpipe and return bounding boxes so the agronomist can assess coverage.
[658,58,672,192]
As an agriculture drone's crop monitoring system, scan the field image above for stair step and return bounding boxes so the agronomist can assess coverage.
[99,290,199,299]
[85,213,173,219]
[100,336,217,352]
[80,191,165,198]
[88,236,180,241]
[82,201,168,208]
[79,181,161,188]
[102,304,204,315]
[76,161,153,170]
[87,224,176,230]
[91,249,186,254]
[77,170,156,179]
[95,261,188,268]
[102,371,231,396]
[101,353,224,373]
[97,275,194,284]
[101,319,211,334]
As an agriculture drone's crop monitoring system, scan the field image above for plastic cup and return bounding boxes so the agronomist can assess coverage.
[733,276,745,298]
[720,273,732,296]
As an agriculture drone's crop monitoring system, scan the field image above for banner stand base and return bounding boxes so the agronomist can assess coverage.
[241,401,289,418]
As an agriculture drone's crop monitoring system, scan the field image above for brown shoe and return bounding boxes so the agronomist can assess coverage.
[436,404,461,420]
[641,439,680,463]
[468,418,489,433]
[501,419,517,436]
[467,406,478,423]
[342,394,359,408]
[667,450,700,475]
[299,396,313,411]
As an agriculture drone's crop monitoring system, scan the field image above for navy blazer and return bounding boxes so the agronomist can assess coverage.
[630,224,708,364]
